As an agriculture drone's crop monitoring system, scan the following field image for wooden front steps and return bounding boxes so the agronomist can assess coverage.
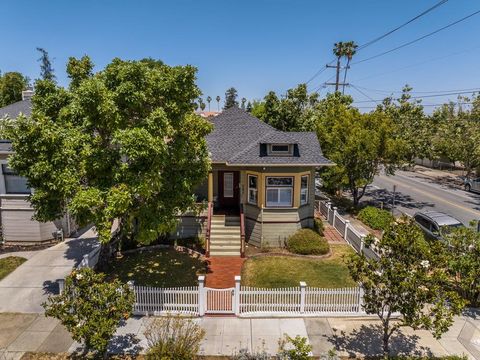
[209,215,241,256]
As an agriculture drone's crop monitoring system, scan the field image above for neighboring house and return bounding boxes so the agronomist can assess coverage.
[176,107,333,256]
[0,91,71,244]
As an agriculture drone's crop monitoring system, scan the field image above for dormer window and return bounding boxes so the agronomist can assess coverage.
[268,144,292,156]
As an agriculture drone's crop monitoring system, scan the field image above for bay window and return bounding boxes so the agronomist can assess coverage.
[248,174,258,205]
[265,176,293,207]
[300,175,309,205]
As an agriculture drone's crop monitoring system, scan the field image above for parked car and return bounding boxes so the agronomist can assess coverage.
[464,177,480,193]
[413,211,464,242]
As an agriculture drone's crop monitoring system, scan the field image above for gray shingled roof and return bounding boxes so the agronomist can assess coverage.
[0,100,32,153]
[0,99,32,119]
[206,107,332,166]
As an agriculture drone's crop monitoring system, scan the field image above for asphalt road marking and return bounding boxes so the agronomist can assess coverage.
[377,174,480,217]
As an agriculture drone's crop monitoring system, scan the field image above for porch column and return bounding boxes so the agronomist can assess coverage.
[208,171,213,202]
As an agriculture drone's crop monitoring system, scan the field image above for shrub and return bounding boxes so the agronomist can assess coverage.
[144,315,205,360]
[42,268,134,356]
[286,229,329,255]
[313,218,324,236]
[278,335,312,360]
[232,347,270,360]
[358,206,394,231]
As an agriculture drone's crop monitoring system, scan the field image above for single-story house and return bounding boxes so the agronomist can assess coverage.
[0,91,72,244]
[175,107,332,256]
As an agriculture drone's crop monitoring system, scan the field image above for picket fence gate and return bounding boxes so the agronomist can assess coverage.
[128,276,365,317]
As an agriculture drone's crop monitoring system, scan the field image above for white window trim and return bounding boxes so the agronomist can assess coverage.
[247,174,258,205]
[300,175,309,205]
[265,176,294,208]
[267,144,293,156]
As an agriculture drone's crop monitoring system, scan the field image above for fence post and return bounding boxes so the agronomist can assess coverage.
[344,220,350,241]
[360,235,365,254]
[83,254,90,268]
[299,281,307,313]
[332,207,338,228]
[234,275,241,316]
[127,280,135,313]
[57,279,65,295]
[198,275,205,316]
[358,286,365,313]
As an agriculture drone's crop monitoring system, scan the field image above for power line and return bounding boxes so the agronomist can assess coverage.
[352,89,480,103]
[305,1,448,86]
[357,0,448,51]
[350,85,379,104]
[357,102,471,109]
[353,85,480,95]
[353,9,480,65]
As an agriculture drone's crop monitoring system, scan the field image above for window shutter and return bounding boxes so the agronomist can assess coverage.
[259,143,268,157]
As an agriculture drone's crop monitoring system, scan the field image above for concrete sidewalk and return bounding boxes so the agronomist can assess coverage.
[1,313,479,359]
[0,229,98,313]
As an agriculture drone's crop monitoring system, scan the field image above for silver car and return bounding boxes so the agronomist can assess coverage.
[464,177,480,193]
[413,211,464,241]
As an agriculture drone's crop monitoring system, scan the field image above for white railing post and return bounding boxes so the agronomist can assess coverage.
[57,279,65,294]
[299,281,306,313]
[358,286,365,313]
[127,280,135,313]
[332,207,338,229]
[360,235,365,254]
[234,275,241,316]
[344,220,350,241]
[198,275,205,316]
[83,254,90,268]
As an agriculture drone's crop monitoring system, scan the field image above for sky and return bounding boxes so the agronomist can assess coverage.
[1,0,480,111]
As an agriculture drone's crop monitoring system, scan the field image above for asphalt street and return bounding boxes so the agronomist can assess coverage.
[363,170,480,226]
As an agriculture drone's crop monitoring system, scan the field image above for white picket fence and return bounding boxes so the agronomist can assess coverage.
[316,200,380,261]
[128,276,365,317]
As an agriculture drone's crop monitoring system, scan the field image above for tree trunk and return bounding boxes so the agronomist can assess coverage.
[383,329,390,358]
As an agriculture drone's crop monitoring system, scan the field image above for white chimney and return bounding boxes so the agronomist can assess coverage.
[22,90,34,101]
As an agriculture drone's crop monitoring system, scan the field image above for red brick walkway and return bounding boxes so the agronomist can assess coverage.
[323,223,345,243]
[205,257,245,288]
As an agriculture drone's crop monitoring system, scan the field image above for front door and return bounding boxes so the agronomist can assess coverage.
[218,171,240,211]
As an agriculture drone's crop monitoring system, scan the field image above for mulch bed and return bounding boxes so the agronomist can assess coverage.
[0,240,59,255]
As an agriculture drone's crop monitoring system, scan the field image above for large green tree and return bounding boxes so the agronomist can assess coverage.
[0,72,30,107]
[315,93,401,206]
[36,47,56,82]
[224,87,238,109]
[254,84,319,132]
[375,85,431,164]
[2,56,212,245]
[348,219,465,356]
[431,96,480,176]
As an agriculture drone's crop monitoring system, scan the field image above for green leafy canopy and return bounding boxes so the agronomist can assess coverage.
[2,56,212,244]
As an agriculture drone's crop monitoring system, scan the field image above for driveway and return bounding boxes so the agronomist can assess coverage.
[0,228,98,313]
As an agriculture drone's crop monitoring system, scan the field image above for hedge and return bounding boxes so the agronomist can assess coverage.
[286,229,330,255]
[357,206,394,231]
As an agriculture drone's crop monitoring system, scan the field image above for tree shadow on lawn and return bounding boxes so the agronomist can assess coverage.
[104,248,207,287]
[327,324,433,357]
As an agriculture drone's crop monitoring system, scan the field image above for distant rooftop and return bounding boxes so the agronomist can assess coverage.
[0,99,32,119]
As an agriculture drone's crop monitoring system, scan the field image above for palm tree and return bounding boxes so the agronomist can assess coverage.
[206,96,212,111]
[342,41,358,94]
[333,41,358,94]
[216,95,221,111]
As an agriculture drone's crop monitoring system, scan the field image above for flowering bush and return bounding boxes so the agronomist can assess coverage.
[42,267,134,356]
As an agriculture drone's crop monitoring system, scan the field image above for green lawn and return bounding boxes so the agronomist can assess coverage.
[241,244,356,288]
[0,256,27,281]
[103,248,207,287]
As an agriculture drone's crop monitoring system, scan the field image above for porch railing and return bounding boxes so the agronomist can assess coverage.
[240,204,246,258]
[205,201,213,257]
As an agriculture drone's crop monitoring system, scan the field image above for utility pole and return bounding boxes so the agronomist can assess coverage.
[325,60,348,92]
